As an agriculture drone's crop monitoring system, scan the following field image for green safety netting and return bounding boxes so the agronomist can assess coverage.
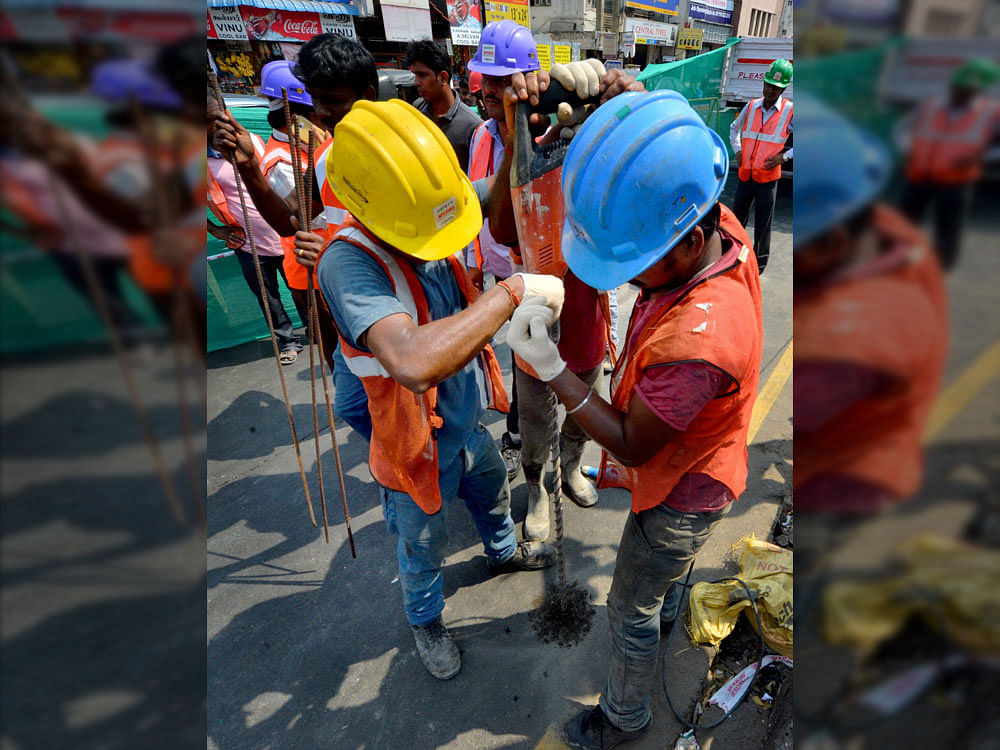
[637,37,742,155]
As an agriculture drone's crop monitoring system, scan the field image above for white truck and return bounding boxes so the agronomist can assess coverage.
[722,36,794,106]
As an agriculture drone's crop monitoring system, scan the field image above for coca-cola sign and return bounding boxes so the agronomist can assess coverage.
[239,7,324,42]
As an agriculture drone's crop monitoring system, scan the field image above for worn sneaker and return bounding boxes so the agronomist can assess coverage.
[563,706,650,750]
[487,541,555,574]
[500,432,522,481]
[410,618,461,680]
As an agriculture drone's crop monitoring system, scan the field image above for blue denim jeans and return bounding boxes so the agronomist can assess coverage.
[381,422,516,626]
[332,343,372,442]
[599,502,731,731]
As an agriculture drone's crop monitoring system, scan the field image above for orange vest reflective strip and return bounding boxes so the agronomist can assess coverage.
[793,204,948,505]
[597,204,762,513]
[906,98,997,185]
[314,136,350,234]
[332,217,509,514]
[466,122,495,270]
[261,133,312,290]
[739,97,792,183]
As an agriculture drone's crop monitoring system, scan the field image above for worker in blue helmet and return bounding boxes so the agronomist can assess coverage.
[508,89,764,750]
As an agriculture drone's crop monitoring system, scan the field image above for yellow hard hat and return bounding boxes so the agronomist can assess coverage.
[328,99,482,261]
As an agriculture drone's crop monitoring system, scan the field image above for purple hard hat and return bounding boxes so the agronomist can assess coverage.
[90,60,181,109]
[258,60,312,106]
[468,20,539,76]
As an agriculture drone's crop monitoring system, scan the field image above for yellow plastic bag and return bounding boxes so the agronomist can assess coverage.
[822,534,1000,655]
[687,535,793,656]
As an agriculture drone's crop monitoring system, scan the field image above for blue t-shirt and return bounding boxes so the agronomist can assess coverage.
[317,241,484,472]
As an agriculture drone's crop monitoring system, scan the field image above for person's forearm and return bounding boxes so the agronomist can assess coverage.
[487,146,517,246]
[547,369,644,465]
[371,283,517,393]
[234,156,301,236]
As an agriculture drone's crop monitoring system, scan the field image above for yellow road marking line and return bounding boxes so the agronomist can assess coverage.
[534,725,570,749]
[747,340,793,445]
[924,338,1000,442]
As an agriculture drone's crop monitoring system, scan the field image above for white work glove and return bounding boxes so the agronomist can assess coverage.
[507,297,567,382]
[511,272,564,318]
[549,60,605,140]
[549,59,606,99]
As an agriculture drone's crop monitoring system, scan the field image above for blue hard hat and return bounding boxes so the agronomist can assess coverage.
[259,60,312,106]
[793,95,891,247]
[90,60,181,109]
[561,90,729,290]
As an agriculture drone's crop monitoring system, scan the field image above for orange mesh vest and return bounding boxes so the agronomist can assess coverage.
[466,122,495,271]
[793,204,948,500]
[261,132,311,290]
[597,205,763,513]
[332,217,510,514]
[906,97,998,185]
[738,97,792,183]
[312,135,349,249]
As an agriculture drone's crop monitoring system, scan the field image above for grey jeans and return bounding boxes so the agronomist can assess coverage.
[599,501,731,731]
[514,362,603,478]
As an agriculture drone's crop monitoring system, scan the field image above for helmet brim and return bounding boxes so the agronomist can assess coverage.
[762,74,790,88]
[368,178,484,262]
[467,61,540,77]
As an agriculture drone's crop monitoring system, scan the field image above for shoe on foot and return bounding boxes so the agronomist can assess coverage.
[561,439,599,508]
[278,348,298,365]
[410,617,461,680]
[563,706,650,750]
[523,482,550,541]
[500,432,522,481]
[487,540,555,574]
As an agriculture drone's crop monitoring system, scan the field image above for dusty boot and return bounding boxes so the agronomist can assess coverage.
[523,481,550,541]
[561,437,598,508]
[410,617,461,680]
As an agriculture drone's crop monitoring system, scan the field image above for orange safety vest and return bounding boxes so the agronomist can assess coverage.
[332,216,510,515]
[467,121,497,271]
[793,204,948,503]
[738,97,792,183]
[261,132,312,290]
[596,205,763,513]
[312,135,350,249]
[905,97,998,185]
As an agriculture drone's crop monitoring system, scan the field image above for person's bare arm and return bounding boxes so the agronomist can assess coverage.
[363,277,524,394]
[211,111,321,236]
[546,369,679,466]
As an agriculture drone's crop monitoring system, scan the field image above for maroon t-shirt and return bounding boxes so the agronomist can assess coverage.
[627,233,742,513]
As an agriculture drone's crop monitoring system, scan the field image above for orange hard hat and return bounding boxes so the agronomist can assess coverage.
[469,70,482,93]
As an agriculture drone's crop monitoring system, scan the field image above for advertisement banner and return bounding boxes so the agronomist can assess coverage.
[381,3,431,43]
[688,0,733,25]
[484,0,529,28]
[536,43,552,70]
[553,44,571,65]
[622,31,635,58]
[600,31,617,57]
[240,7,323,42]
[677,27,703,50]
[209,7,248,41]
[446,0,482,47]
[624,17,678,46]
[624,0,679,16]
[320,13,357,40]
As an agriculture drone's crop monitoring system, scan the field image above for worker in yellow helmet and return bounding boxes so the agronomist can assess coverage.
[293,96,565,680]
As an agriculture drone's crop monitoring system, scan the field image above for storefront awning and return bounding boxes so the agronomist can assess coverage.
[208,0,359,16]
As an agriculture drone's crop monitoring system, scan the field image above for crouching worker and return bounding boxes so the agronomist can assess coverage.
[507,91,763,748]
[294,99,563,680]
